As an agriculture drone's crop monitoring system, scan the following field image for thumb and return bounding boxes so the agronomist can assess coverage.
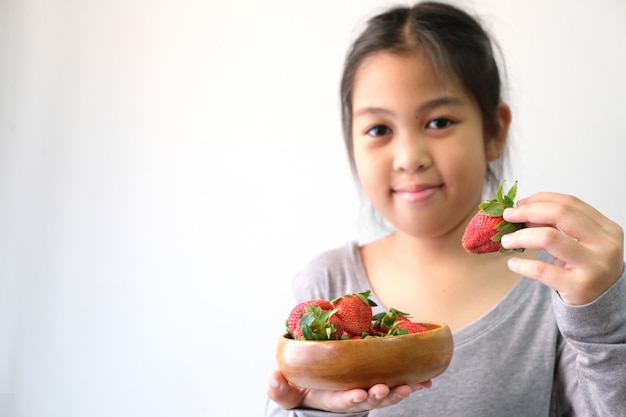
[267,369,308,410]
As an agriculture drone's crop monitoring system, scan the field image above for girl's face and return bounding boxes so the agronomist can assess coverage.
[351,51,508,240]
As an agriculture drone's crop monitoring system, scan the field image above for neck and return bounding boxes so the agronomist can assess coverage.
[376,230,513,287]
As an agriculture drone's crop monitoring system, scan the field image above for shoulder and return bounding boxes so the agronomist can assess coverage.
[305,242,361,270]
[291,242,368,302]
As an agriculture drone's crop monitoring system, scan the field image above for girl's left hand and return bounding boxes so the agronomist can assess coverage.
[501,192,624,306]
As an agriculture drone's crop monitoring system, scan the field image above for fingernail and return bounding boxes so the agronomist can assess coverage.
[501,234,510,247]
[507,257,517,269]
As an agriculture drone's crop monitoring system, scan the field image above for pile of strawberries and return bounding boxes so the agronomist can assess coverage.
[286,290,427,340]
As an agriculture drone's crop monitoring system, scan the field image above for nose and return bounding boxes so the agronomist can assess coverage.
[392,134,431,173]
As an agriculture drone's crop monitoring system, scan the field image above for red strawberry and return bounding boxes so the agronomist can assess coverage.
[292,326,304,339]
[462,214,504,254]
[298,304,344,340]
[394,320,427,334]
[462,181,526,254]
[286,299,344,340]
[372,308,410,336]
[287,299,333,335]
[332,290,377,336]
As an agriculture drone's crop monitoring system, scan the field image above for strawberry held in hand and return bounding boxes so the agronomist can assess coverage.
[462,181,526,254]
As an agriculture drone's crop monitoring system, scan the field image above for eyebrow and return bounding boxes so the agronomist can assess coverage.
[353,96,465,118]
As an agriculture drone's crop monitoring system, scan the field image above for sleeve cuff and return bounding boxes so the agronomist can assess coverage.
[552,264,626,343]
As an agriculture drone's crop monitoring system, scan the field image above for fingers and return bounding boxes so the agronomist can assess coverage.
[377,381,431,408]
[362,382,430,410]
[415,380,433,390]
[303,384,393,413]
[504,192,623,263]
[501,192,624,305]
[501,226,586,267]
[508,193,613,242]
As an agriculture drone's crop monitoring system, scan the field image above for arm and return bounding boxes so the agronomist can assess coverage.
[502,192,626,416]
[553,271,626,417]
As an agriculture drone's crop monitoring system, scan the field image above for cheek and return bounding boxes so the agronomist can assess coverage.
[459,152,488,188]
[433,142,488,187]
[353,149,388,194]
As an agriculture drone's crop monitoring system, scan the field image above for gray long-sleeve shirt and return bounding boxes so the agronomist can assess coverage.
[265,243,626,417]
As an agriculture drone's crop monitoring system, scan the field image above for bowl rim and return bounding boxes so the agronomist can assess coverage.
[278,321,450,344]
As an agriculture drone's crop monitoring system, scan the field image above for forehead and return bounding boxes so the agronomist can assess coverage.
[352,51,464,105]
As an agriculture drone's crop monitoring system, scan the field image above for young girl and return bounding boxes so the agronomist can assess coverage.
[266,2,626,416]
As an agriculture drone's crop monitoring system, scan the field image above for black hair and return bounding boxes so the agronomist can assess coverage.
[340,1,507,195]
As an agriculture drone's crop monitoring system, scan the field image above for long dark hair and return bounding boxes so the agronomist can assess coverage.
[340,1,507,195]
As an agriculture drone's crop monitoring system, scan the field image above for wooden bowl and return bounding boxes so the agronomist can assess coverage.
[276,322,453,391]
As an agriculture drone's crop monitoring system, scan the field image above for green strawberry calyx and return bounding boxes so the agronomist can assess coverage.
[479,181,526,253]
[331,290,378,307]
[372,308,412,336]
[296,305,344,340]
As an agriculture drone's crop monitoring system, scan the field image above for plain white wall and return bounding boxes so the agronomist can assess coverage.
[1,0,625,416]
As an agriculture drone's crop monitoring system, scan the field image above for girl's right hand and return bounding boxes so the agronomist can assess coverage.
[267,369,431,413]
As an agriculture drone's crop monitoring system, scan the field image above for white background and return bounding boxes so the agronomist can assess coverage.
[1,0,625,416]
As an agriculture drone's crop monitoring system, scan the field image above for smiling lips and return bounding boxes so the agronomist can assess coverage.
[393,184,441,203]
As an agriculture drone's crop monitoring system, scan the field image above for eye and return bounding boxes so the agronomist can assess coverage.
[366,124,392,137]
[426,117,455,130]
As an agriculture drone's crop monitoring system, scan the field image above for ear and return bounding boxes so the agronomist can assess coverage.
[485,103,511,161]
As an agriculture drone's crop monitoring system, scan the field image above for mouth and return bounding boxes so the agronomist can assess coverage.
[392,183,442,203]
